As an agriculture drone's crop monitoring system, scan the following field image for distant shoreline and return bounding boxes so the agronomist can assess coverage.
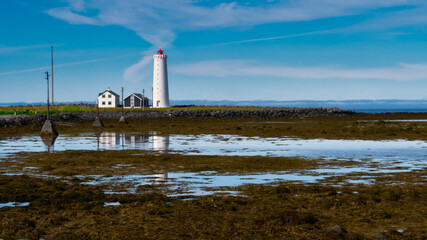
[355,109,427,113]
[1,99,426,113]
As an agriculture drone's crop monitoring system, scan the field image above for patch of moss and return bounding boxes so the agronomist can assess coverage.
[2,112,426,140]
[0,175,426,239]
[2,150,319,176]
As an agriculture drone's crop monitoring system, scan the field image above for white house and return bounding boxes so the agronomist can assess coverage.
[98,88,120,108]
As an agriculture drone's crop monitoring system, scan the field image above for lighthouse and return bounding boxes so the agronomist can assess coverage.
[152,49,170,108]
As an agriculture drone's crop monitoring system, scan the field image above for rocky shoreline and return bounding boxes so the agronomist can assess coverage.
[0,108,356,128]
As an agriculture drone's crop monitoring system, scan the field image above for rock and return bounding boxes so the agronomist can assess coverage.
[327,225,346,234]
[0,107,357,128]
[375,232,387,239]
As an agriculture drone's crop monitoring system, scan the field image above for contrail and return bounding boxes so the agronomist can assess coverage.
[0,43,65,54]
[211,29,333,46]
[0,54,137,76]
[0,66,50,76]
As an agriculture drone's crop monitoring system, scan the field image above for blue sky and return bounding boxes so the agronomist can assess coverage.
[1,0,427,103]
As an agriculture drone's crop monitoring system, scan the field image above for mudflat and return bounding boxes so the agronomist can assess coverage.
[0,109,426,239]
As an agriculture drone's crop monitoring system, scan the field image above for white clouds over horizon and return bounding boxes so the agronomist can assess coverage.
[45,0,425,47]
[171,60,427,81]
[43,0,427,83]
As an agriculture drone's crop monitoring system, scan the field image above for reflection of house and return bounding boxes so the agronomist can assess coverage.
[124,134,149,147]
[96,132,170,151]
[99,132,120,147]
[98,88,120,108]
[124,93,149,108]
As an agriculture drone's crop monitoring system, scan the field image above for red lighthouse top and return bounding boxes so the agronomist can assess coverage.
[157,49,163,55]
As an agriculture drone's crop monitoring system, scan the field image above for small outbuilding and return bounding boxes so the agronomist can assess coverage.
[124,93,149,108]
[98,88,120,108]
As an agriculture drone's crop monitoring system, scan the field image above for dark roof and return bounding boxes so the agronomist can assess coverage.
[98,89,120,97]
[125,93,149,100]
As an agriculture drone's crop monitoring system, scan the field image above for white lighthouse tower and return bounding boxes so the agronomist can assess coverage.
[152,49,170,108]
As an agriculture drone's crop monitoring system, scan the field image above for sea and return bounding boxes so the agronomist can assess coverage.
[353,109,427,113]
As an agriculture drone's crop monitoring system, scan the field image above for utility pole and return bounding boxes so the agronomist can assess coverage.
[142,89,145,111]
[119,87,126,124]
[40,71,58,136]
[51,46,54,106]
[45,71,50,120]
[122,87,124,113]
[93,99,104,127]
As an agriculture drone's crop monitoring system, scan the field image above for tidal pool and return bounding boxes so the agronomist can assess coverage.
[80,171,326,196]
[1,132,426,195]
[1,132,426,161]
[0,202,29,208]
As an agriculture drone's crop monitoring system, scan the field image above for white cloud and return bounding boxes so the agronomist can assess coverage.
[170,60,427,81]
[122,55,152,82]
[43,0,427,83]
[211,30,329,46]
[45,7,103,25]
[337,4,427,33]
[0,54,133,76]
[68,0,86,11]
[45,0,425,48]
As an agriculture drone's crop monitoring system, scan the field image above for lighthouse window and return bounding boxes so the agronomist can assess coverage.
[108,94,111,98]
[108,101,112,105]
[102,95,105,98]
[102,101,105,105]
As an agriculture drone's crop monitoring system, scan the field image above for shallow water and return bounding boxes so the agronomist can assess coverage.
[385,119,427,122]
[1,133,426,162]
[81,171,326,196]
[0,202,29,208]
[1,132,426,195]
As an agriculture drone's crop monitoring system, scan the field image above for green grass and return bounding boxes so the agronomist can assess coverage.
[0,105,95,115]
[0,104,291,115]
[57,105,93,113]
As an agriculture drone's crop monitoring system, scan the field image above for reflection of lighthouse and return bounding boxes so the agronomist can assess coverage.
[152,135,170,152]
[155,172,168,184]
[152,49,170,108]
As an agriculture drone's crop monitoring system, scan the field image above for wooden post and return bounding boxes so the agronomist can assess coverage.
[142,89,145,110]
[40,71,58,136]
[93,99,104,127]
[121,87,124,114]
[51,46,54,106]
[119,87,127,124]
[46,71,50,120]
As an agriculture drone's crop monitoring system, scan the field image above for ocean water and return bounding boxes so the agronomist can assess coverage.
[354,109,427,113]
